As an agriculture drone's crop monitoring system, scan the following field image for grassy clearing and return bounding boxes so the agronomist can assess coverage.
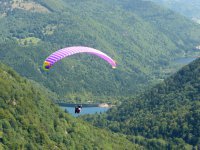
[12,0,49,13]
[42,24,57,35]
[0,13,6,19]
[17,37,41,46]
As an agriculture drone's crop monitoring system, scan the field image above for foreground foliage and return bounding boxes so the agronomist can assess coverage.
[0,63,140,149]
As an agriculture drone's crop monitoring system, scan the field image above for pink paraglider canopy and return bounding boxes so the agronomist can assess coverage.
[43,46,117,70]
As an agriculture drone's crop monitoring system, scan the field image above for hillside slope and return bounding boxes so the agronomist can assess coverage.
[1,0,200,102]
[0,63,141,149]
[83,58,200,149]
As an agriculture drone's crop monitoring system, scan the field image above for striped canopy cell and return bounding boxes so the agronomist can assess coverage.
[43,46,117,70]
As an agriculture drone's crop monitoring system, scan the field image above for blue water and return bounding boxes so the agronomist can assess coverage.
[174,57,196,64]
[60,106,109,117]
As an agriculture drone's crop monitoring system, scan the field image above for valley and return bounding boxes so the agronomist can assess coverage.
[0,0,200,149]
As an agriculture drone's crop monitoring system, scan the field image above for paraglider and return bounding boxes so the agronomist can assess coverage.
[43,46,117,70]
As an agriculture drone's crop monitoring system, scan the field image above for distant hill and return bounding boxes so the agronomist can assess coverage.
[0,63,140,149]
[84,58,200,149]
[1,0,200,103]
[150,0,200,23]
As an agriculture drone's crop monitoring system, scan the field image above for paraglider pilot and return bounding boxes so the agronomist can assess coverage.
[75,105,82,113]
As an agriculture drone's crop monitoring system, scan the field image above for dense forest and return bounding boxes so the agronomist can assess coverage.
[0,0,200,103]
[0,63,141,149]
[83,58,200,149]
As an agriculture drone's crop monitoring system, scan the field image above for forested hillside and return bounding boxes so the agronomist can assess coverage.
[1,0,200,103]
[83,58,200,149]
[0,63,141,149]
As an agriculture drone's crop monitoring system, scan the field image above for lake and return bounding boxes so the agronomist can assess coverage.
[174,57,196,64]
[60,106,109,117]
